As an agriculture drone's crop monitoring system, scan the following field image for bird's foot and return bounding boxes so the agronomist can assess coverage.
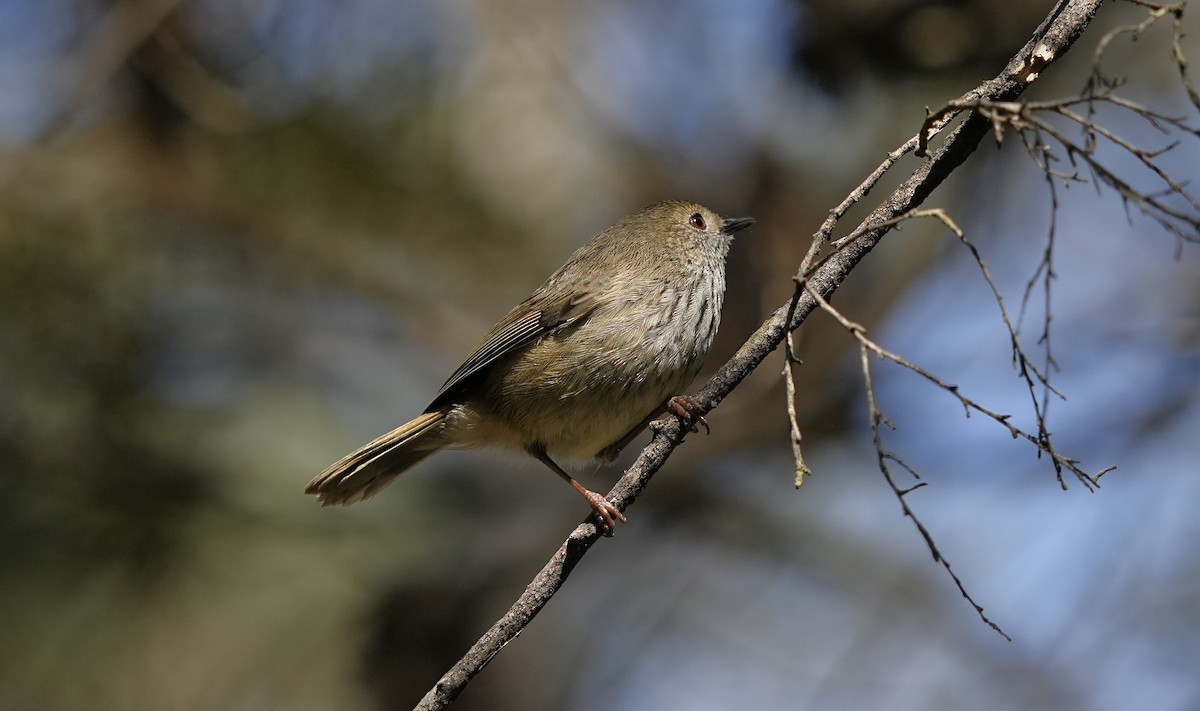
[580,488,626,536]
[666,395,709,434]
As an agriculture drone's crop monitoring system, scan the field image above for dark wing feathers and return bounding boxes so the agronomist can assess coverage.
[428,289,599,409]
[435,310,544,398]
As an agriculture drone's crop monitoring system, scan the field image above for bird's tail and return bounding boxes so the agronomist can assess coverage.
[305,409,448,506]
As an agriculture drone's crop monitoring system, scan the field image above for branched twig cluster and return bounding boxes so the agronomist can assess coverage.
[799,209,1113,488]
[799,272,1013,640]
[924,0,1200,251]
[785,206,1116,640]
[934,91,1200,248]
[781,0,1198,641]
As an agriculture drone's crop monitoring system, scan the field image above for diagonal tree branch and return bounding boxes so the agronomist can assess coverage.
[416,1,1106,708]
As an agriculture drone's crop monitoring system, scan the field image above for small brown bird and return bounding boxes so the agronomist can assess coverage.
[305,200,753,532]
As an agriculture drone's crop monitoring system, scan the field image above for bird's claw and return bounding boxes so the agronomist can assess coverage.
[583,490,626,536]
[666,395,710,434]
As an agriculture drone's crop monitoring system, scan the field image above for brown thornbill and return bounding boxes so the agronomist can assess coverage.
[306,200,754,534]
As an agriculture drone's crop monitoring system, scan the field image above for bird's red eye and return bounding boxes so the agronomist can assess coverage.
[689,213,706,230]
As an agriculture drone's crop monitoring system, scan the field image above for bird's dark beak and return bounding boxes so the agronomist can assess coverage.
[720,216,755,235]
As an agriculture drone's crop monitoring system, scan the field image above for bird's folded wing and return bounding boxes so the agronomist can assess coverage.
[428,291,598,409]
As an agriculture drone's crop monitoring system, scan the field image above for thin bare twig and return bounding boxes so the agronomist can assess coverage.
[783,283,811,487]
[800,275,1017,632]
